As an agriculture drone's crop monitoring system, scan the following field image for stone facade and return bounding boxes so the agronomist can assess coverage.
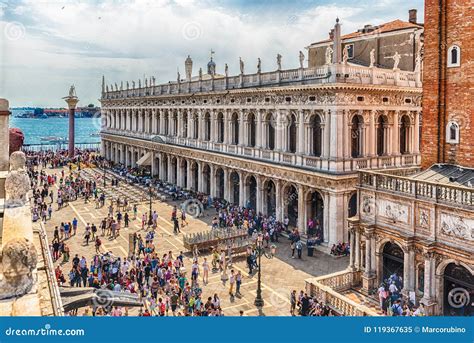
[351,170,474,315]
[307,11,424,72]
[0,99,62,316]
[421,0,473,168]
[101,45,422,249]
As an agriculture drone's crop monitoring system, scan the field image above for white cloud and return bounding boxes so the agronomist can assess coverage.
[0,0,423,107]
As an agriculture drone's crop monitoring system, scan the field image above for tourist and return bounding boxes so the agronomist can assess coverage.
[290,290,297,316]
[235,270,242,296]
[229,269,235,296]
[296,240,303,259]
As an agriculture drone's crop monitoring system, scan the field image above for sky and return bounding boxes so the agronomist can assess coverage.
[0,0,424,107]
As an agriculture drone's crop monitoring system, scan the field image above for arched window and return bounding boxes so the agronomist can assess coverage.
[204,112,211,141]
[448,45,461,67]
[399,115,411,154]
[310,114,322,157]
[376,115,388,156]
[231,112,239,145]
[182,112,188,137]
[193,114,199,139]
[217,112,224,143]
[266,113,275,150]
[351,115,363,158]
[248,113,256,147]
[288,114,297,153]
[446,121,460,144]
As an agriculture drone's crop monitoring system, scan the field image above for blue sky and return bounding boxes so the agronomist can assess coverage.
[0,0,424,107]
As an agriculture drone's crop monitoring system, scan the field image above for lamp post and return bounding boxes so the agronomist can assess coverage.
[148,185,153,227]
[254,233,276,311]
[103,160,107,188]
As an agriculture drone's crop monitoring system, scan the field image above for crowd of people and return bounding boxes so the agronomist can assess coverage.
[26,149,344,317]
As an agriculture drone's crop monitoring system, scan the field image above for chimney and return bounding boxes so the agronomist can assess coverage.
[409,9,417,24]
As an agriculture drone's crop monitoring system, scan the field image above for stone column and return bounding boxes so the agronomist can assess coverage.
[239,171,246,207]
[223,168,230,201]
[159,110,164,134]
[414,111,420,154]
[369,110,376,156]
[322,192,330,242]
[197,161,203,192]
[297,184,305,233]
[0,99,10,171]
[275,179,282,220]
[64,92,79,158]
[392,110,400,155]
[364,233,372,276]
[256,176,263,214]
[275,110,283,151]
[349,226,356,270]
[197,110,203,141]
[362,228,376,293]
[355,228,361,270]
[297,110,305,155]
[420,251,437,315]
[186,161,193,189]
[254,111,261,148]
[209,164,216,197]
[237,110,244,146]
[187,112,193,139]
[210,111,216,142]
[322,119,330,159]
[176,157,183,187]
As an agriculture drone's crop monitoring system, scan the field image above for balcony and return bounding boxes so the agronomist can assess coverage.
[103,63,421,100]
[305,270,379,316]
[359,169,474,210]
[102,128,421,174]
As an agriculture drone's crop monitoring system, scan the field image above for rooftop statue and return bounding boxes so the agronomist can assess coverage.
[299,50,305,68]
[325,46,333,65]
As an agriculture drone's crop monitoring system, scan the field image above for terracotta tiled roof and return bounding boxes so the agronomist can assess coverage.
[310,19,423,45]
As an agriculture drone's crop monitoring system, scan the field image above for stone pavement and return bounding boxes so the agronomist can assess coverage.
[39,166,348,316]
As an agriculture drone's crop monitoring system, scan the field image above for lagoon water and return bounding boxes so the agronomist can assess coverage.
[10,109,101,145]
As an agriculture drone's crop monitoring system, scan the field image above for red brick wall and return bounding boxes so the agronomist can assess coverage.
[421,0,474,168]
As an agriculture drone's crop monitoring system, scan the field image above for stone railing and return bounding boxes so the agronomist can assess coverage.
[305,270,378,316]
[103,63,421,100]
[359,170,474,209]
[103,128,420,174]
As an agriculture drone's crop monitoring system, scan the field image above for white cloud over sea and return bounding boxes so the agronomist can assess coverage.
[0,0,423,107]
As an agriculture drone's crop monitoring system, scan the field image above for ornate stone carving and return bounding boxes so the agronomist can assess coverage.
[418,208,430,229]
[9,151,26,171]
[0,237,38,300]
[440,213,474,241]
[5,171,31,207]
[361,195,375,216]
[378,199,409,223]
